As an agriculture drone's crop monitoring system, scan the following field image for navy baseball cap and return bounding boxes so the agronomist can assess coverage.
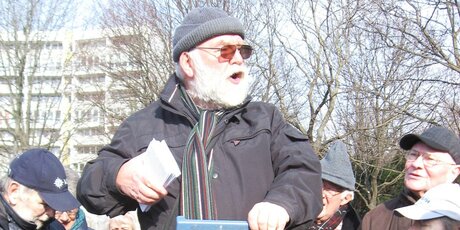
[8,148,80,211]
[400,126,460,164]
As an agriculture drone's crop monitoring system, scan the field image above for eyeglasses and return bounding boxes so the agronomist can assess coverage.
[55,209,78,219]
[194,44,253,60]
[323,189,343,199]
[322,182,344,199]
[405,150,457,167]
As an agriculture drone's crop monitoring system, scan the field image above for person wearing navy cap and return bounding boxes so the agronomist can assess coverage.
[0,148,80,230]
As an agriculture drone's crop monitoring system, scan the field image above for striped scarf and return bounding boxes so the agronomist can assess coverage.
[180,88,221,220]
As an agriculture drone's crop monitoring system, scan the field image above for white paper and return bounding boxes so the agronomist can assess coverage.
[139,139,181,212]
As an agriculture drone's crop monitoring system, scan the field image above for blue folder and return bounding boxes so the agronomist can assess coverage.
[176,216,249,230]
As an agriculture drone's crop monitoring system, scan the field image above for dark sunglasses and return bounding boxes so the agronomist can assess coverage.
[195,44,253,60]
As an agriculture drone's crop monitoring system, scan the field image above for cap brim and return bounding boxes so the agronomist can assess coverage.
[400,134,421,150]
[395,205,442,220]
[39,191,80,211]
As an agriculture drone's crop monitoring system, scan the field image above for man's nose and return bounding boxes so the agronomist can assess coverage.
[229,49,244,65]
[45,207,55,218]
[59,212,70,221]
[411,155,425,168]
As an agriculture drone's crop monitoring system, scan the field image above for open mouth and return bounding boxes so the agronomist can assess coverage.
[229,71,244,84]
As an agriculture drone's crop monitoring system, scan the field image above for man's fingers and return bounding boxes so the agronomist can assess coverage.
[144,179,168,196]
[248,202,289,230]
[248,205,260,230]
[116,156,168,205]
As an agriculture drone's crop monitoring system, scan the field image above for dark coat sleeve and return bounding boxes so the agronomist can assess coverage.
[263,107,323,228]
[76,118,143,217]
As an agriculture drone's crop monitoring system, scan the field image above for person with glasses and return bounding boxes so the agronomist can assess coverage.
[309,141,361,230]
[77,6,322,230]
[53,210,79,229]
[360,126,460,230]
[49,167,91,230]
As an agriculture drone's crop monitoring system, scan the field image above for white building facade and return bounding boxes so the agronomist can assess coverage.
[0,29,136,172]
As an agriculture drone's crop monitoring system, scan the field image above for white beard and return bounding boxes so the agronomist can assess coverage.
[186,50,251,110]
[13,189,51,229]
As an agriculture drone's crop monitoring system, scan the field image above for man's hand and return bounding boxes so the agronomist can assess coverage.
[248,202,290,230]
[115,154,168,205]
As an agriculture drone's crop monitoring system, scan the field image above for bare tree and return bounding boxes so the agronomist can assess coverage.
[343,0,460,214]
[340,43,425,211]
[0,0,77,171]
[364,0,460,77]
[246,0,361,153]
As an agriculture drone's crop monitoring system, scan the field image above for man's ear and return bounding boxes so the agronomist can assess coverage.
[6,181,21,205]
[449,165,460,182]
[178,52,194,80]
[340,192,353,205]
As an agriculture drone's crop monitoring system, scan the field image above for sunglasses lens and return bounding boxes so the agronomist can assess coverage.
[220,45,237,59]
[213,45,253,60]
[240,45,253,59]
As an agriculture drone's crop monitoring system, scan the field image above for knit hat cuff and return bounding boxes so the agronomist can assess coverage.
[173,17,244,62]
[322,173,356,191]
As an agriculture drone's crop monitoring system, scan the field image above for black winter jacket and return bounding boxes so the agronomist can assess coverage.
[342,205,361,230]
[77,75,323,229]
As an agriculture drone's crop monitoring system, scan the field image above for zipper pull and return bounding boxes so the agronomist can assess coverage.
[231,140,240,146]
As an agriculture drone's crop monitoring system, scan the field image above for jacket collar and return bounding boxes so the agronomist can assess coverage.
[159,74,184,110]
[402,187,419,205]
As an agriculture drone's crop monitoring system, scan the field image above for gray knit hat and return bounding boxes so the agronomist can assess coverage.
[320,141,356,191]
[172,7,245,62]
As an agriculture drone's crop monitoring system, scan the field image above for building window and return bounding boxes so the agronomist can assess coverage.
[77,127,105,136]
[74,108,103,123]
[33,110,62,122]
[75,145,103,155]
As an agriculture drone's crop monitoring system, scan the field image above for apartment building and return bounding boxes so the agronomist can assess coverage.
[0,29,137,173]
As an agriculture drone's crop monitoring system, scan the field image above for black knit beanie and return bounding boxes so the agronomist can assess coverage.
[172,7,245,62]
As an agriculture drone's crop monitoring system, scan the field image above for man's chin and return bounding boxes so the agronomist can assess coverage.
[404,181,428,193]
[36,217,52,228]
[217,88,249,108]
[216,96,246,109]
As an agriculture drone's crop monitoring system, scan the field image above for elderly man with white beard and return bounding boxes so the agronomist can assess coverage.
[77,6,322,230]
